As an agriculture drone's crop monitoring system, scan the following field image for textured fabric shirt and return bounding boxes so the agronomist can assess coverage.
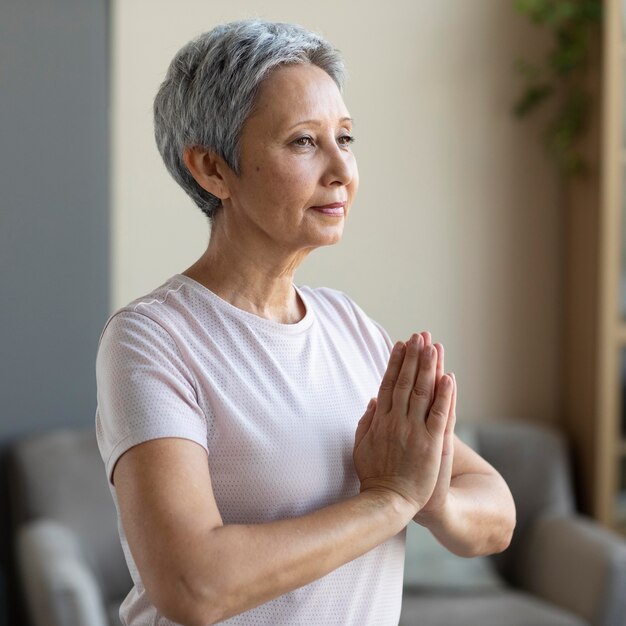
[95,274,405,625]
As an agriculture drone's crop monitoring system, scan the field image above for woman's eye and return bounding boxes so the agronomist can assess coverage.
[294,136,314,147]
[292,134,354,148]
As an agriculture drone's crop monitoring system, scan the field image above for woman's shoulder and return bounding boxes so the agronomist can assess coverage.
[298,286,388,334]
[299,285,393,357]
[115,275,190,316]
[99,275,193,343]
[298,285,364,318]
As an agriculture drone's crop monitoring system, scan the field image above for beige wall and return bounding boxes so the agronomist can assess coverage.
[111,1,561,422]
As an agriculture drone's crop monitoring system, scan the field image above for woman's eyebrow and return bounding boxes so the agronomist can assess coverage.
[285,116,354,131]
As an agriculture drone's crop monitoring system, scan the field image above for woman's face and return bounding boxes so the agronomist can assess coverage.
[218,63,359,255]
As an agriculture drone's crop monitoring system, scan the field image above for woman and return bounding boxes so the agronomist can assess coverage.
[96,20,515,626]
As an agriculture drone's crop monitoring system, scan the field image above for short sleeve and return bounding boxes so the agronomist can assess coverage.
[95,310,208,484]
[330,288,394,358]
[368,317,394,355]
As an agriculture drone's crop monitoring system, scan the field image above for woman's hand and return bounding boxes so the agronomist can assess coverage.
[413,332,457,522]
[353,333,455,514]
[405,335,514,556]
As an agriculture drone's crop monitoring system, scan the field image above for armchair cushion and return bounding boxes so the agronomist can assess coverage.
[474,419,576,584]
[8,428,132,626]
[17,519,109,626]
[519,514,626,626]
[399,589,588,626]
[9,428,131,603]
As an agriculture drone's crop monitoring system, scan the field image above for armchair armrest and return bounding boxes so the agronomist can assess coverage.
[518,514,626,626]
[17,519,109,626]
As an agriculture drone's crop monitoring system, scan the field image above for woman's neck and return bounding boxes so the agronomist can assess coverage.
[183,223,309,325]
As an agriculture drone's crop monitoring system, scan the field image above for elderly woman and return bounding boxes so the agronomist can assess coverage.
[96,19,515,626]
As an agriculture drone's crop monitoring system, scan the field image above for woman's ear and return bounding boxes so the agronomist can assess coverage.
[183,146,231,200]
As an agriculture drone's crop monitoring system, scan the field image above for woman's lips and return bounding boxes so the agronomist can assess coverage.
[311,202,345,216]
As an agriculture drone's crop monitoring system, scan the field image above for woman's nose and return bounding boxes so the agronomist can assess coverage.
[322,143,355,187]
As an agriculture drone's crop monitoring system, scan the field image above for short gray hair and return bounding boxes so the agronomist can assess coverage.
[153,20,346,220]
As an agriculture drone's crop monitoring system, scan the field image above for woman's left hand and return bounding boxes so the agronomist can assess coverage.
[367,333,515,557]
[366,333,514,556]
[412,332,457,523]
[365,332,457,523]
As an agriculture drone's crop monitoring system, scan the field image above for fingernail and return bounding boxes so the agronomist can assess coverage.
[367,398,375,410]
[441,374,451,388]
[393,341,403,353]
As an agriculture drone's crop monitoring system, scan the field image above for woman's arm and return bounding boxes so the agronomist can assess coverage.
[113,336,453,626]
[114,438,414,626]
[411,332,516,557]
[413,436,516,557]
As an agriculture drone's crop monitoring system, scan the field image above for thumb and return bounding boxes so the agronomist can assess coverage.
[354,398,377,448]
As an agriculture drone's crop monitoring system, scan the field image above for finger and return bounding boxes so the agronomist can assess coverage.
[392,334,422,413]
[443,373,457,454]
[424,373,454,438]
[354,398,377,448]
[377,342,406,414]
[421,331,437,387]
[434,342,444,387]
[408,343,438,419]
[443,381,456,454]
[450,373,457,420]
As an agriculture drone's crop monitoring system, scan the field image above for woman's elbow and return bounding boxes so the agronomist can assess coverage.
[500,502,517,552]
[485,472,516,555]
[465,513,515,558]
[488,493,516,556]
[490,519,515,556]
[472,489,516,558]
[147,572,227,626]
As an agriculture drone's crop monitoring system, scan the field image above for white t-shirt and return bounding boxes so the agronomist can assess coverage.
[96,274,405,625]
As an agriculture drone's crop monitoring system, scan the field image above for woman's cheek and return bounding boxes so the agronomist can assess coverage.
[279,167,314,196]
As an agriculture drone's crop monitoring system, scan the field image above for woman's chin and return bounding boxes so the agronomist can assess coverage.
[313,224,345,248]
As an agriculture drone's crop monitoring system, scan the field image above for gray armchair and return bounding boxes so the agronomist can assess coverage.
[7,420,626,626]
[8,428,131,626]
[400,420,626,626]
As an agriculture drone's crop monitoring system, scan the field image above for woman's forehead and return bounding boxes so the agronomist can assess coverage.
[250,64,350,130]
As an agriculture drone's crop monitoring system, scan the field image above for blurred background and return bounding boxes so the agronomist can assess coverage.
[2,1,624,625]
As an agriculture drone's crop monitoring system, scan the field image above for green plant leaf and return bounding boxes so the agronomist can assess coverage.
[512,0,601,179]
[513,57,545,80]
[513,83,554,117]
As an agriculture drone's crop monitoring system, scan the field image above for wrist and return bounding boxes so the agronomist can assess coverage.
[358,483,418,525]
[413,488,456,530]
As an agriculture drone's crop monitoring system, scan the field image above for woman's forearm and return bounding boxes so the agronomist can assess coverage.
[119,341,455,626]
[414,472,516,558]
[172,489,415,626]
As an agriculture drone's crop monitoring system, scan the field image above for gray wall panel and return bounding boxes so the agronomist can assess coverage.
[0,1,109,623]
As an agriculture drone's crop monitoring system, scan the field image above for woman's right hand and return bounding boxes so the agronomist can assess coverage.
[353,333,454,514]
